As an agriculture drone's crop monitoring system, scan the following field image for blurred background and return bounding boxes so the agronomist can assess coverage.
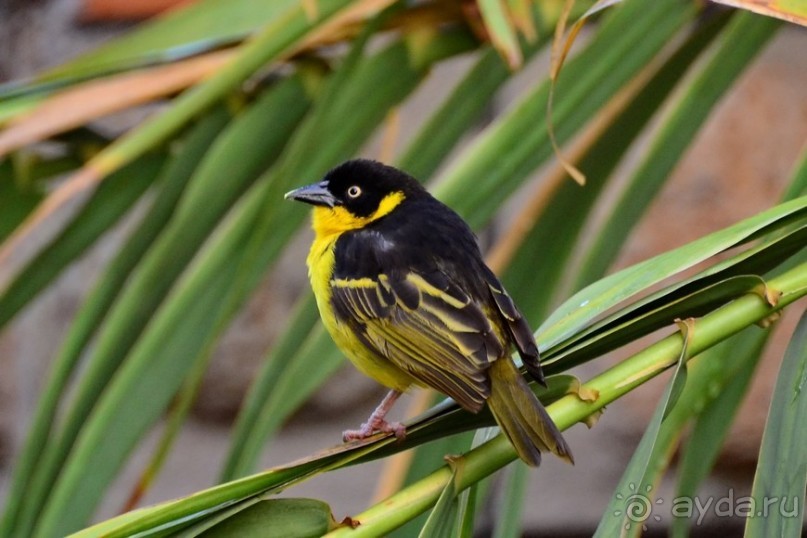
[0,1,805,536]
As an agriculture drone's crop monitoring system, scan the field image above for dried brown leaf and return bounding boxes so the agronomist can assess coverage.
[674,318,697,352]
[487,54,658,272]
[582,408,603,427]
[0,49,235,159]
[710,0,807,27]
[378,108,401,164]
[508,0,537,41]
[302,0,320,21]
[546,0,625,186]
[79,0,193,22]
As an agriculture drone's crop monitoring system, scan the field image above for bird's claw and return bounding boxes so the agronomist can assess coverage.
[342,419,406,442]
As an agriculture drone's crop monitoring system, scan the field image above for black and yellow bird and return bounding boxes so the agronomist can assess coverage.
[285,159,572,466]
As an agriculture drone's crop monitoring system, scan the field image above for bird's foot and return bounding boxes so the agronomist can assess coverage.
[343,389,405,442]
[342,418,406,442]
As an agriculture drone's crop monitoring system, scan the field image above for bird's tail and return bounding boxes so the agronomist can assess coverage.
[486,358,574,467]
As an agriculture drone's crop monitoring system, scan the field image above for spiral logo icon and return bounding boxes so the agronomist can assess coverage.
[624,492,652,522]
[613,483,663,531]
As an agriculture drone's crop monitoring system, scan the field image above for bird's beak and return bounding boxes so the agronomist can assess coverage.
[284,181,337,208]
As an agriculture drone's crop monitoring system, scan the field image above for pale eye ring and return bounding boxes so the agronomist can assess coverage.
[347,185,362,198]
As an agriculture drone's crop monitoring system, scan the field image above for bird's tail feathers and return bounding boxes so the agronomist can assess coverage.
[486,358,573,467]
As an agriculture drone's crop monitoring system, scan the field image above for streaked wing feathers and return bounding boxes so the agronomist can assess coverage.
[330,270,504,411]
[483,268,545,385]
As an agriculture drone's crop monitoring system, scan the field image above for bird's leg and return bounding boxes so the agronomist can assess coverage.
[343,390,405,442]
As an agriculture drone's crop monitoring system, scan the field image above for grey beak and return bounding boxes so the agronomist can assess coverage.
[284,181,337,208]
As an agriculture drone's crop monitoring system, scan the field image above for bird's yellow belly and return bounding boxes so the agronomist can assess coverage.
[307,234,415,392]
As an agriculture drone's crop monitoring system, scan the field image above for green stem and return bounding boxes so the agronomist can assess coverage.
[325,261,807,537]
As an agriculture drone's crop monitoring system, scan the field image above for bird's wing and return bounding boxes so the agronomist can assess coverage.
[481,268,545,385]
[330,268,504,412]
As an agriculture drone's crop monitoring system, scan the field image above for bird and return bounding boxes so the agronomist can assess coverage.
[284,159,572,466]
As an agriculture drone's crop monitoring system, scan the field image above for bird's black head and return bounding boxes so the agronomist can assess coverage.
[285,159,426,219]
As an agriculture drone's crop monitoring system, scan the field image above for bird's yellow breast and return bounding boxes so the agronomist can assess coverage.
[306,193,415,391]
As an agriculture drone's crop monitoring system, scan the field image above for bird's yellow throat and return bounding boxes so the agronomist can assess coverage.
[311,191,405,238]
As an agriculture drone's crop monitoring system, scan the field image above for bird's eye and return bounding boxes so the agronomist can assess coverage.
[347,185,362,198]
